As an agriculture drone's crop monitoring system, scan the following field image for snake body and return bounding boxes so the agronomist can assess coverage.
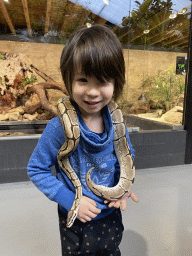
[57,97,135,228]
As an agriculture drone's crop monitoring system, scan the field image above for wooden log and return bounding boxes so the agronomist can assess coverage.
[45,0,52,35]
[0,0,15,34]
[21,0,32,37]
[30,64,68,95]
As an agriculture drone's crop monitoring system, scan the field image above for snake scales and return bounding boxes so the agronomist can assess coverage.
[57,97,135,228]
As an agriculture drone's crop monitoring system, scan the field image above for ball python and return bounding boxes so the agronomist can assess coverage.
[57,96,135,228]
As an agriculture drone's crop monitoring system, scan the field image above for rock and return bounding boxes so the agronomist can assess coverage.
[160,106,183,124]
[24,93,41,114]
[7,106,24,121]
[162,111,183,124]
[168,106,183,113]
[9,112,21,121]
[0,132,11,136]
[9,106,24,115]
[0,91,15,106]
[47,89,65,106]
[177,97,184,108]
[156,109,164,117]
[0,113,9,121]
[0,53,34,90]
[0,83,6,96]
[23,113,38,121]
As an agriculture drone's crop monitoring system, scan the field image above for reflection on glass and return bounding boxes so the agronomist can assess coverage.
[117,0,190,129]
[0,0,191,135]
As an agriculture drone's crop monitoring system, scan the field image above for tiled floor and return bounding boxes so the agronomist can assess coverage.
[1,164,192,256]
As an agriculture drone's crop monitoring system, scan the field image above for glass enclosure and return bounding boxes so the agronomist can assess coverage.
[0,0,191,135]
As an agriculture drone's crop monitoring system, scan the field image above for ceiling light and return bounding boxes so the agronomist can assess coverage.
[169,13,177,19]
[86,23,92,28]
[103,0,109,5]
[178,8,187,15]
[143,30,150,34]
[4,0,9,2]
[86,18,93,28]
[85,14,94,28]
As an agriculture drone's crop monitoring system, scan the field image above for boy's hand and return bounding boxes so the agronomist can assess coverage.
[77,196,101,223]
[104,191,139,211]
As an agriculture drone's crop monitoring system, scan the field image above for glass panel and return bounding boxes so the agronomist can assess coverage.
[0,0,191,135]
[117,0,190,132]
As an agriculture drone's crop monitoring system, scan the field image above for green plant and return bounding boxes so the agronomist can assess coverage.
[59,34,67,44]
[118,99,133,111]
[140,75,155,90]
[144,64,185,110]
[45,110,50,115]
[0,54,5,60]
[20,75,37,87]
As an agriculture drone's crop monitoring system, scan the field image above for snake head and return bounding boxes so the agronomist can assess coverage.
[67,210,78,228]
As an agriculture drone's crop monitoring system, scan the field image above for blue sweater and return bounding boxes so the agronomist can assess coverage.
[27,104,135,220]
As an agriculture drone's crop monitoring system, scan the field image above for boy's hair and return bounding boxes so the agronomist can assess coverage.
[60,24,125,101]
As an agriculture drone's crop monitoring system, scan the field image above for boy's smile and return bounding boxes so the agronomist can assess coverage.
[72,74,115,119]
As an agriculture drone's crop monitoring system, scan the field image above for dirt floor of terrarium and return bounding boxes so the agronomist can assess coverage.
[119,98,184,127]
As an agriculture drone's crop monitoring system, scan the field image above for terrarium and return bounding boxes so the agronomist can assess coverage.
[0,0,190,136]
[0,52,66,136]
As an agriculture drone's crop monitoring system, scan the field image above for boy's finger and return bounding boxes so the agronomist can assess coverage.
[130,193,139,202]
[89,205,101,214]
[120,201,126,211]
[114,201,121,209]
[108,201,115,208]
[87,197,98,207]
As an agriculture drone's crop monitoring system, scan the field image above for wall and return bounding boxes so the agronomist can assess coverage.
[0,129,187,183]
[0,40,187,103]
[0,40,64,83]
[123,49,187,102]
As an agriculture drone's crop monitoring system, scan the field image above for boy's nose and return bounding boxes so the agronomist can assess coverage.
[86,85,100,97]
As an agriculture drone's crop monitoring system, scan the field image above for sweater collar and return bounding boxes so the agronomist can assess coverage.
[75,103,114,152]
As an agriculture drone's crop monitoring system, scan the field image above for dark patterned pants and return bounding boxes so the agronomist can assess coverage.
[58,206,124,256]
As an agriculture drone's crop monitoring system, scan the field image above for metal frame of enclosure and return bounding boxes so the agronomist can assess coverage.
[183,1,192,164]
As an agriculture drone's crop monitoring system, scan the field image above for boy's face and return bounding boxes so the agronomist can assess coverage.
[72,73,114,118]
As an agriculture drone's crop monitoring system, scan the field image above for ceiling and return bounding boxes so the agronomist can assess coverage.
[0,0,191,51]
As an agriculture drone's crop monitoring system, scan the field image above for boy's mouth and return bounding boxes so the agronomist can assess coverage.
[84,101,101,105]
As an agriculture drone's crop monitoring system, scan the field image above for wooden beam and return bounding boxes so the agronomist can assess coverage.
[61,1,90,35]
[163,33,189,47]
[0,0,15,34]
[171,39,189,47]
[147,20,189,45]
[92,14,107,25]
[60,0,73,33]
[61,1,79,34]
[180,43,189,49]
[21,0,32,36]
[45,0,52,35]
[80,11,92,26]
[149,28,189,47]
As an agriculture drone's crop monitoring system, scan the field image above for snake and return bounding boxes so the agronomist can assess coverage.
[57,96,135,228]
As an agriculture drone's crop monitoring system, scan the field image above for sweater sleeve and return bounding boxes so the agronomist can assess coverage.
[27,117,75,212]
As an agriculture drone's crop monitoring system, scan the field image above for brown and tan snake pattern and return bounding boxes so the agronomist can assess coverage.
[57,97,135,228]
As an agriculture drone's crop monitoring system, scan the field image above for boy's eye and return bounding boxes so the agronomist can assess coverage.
[100,80,107,85]
[78,78,87,83]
